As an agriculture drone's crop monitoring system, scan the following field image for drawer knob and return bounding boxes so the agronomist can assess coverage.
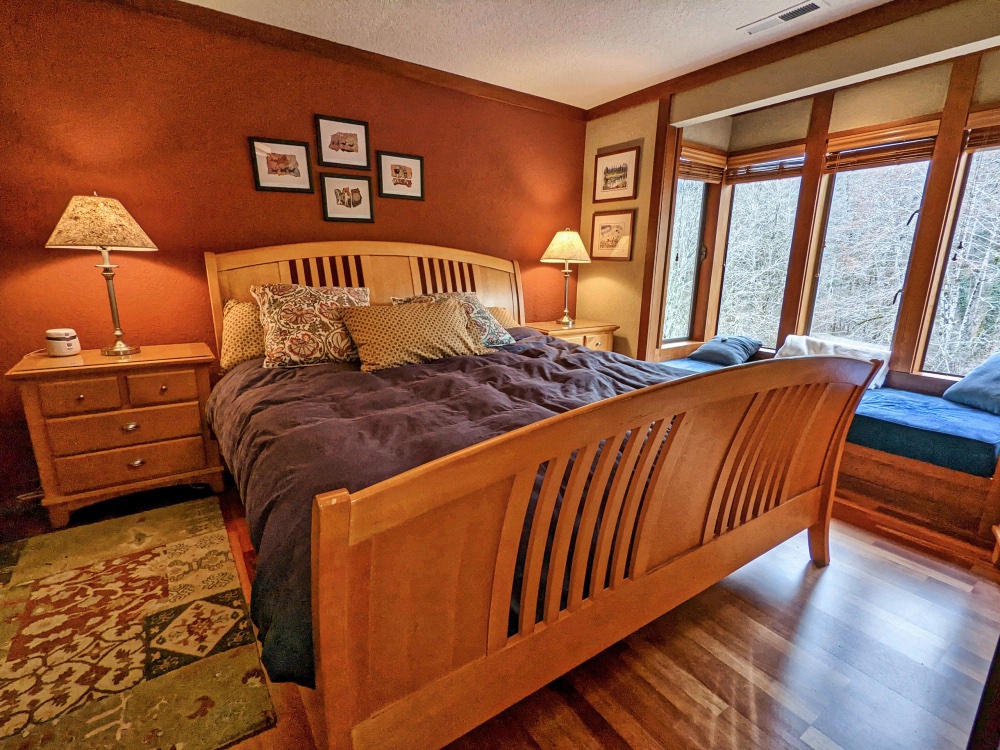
[76,394,86,402]
[128,458,146,468]
[159,385,169,393]
[122,422,140,433]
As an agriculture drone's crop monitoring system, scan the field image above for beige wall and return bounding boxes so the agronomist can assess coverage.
[829,63,952,132]
[682,117,732,151]
[729,98,813,151]
[577,101,660,358]
[977,47,1000,103]
[670,0,1000,126]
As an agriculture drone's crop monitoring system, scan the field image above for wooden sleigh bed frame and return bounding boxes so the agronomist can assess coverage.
[205,241,878,750]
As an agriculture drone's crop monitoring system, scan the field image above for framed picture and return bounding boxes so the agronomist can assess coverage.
[377,151,424,200]
[248,137,314,193]
[593,146,639,203]
[590,209,635,261]
[315,115,370,170]
[321,174,374,223]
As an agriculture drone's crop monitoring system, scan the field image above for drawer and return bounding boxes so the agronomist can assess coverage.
[583,333,613,351]
[39,377,122,417]
[46,402,202,457]
[54,436,206,495]
[127,369,198,406]
[556,334,586,345]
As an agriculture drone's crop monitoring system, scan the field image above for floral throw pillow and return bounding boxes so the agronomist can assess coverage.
[392,292,515,347]
[251,283,369,368]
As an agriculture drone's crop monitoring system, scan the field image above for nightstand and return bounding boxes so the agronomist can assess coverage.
[5,343,224,528]
[527,320,619,351]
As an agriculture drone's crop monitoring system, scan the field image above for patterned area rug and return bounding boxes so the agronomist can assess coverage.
[0,498,275,749]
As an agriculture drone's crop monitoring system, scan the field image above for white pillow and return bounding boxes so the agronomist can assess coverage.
[774,334,889,388]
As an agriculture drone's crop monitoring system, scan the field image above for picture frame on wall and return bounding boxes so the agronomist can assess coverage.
[315,115,371,170]
[248,137,314,193]
[377,151,424,201]
[321,174,374,223]
[590,209,636,261]
[593,146,639,203]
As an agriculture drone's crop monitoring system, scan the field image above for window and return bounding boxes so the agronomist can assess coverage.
[662,179,706,341]
[924,147,1000,375]
[809,161,929,350]
[717,176,801,349]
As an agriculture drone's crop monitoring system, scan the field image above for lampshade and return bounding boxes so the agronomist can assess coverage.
[45,195,157,252]
[540,229,590,264]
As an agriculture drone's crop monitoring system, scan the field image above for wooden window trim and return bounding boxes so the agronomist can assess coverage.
[890,53,982,374]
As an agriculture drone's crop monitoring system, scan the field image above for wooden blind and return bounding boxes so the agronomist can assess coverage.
[678,143,726,184]
[724,144,807,184]
[824,120,939,173]
[966,108,1000,152]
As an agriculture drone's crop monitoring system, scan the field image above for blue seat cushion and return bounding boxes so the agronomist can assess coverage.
[847,387,1000,478]
[662,357,727,375]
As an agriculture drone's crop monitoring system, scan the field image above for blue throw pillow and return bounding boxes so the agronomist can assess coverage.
[943,353,1000,416]
[688,336,762,367]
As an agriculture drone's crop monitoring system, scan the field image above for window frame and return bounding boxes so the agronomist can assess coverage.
[661,177,710,344]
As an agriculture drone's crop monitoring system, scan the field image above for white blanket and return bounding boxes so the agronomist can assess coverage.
[774,334,889,388]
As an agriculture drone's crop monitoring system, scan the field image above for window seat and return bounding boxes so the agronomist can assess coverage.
[849,388,1000,478]
[662,357,727,375]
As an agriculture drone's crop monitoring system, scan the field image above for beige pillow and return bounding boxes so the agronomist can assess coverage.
[219,299,266,373]
[391,292,515,347]
[487,306,519,329]
[341,298,495,373]
[251,284,369,368]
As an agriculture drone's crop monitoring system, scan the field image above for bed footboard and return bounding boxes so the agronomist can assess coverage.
[311,356,877,750]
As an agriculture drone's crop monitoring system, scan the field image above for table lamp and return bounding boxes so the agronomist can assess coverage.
[540,229,590,328]
[45,194,157,356]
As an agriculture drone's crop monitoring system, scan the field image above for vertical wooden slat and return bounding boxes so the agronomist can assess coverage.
[542,443,600,624]
[278,260,293,284]
[891,53,982,374]
[773,384,831,513]
[610,418,670,588]
[320,256,334,287]
[459,263,472,292]
[307,257,321,287]
[488,470,539,653]
[518,456,570,636]
[295,259,308,286]
[777,91,834,347]
[422,257,435,293]
[589,425,648,601]
[441,259,454,292]
[567,430,628,611]
[757,384,824,517]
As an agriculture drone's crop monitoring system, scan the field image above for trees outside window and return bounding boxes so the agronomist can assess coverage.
[717,177,801,349]
[809,161,929,350]
[662,179,706,341]
[924,148,1000,375]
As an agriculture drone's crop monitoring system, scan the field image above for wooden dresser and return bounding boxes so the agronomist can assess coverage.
[5,343,224,528]
[526,320,619,352]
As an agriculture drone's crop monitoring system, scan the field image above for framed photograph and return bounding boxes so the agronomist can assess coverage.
[593,146,639,203]
[248,137,314,193]
[377,151,424,200]
[321,174,374,223]
[315,115,370,170]
[590,209,636,261]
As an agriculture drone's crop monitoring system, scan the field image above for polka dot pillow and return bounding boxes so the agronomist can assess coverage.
[219,299,266,374]
[392,292,515,347]
[251,284,369,368]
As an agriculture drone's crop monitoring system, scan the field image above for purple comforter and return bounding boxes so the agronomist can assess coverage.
[207,328,693,686]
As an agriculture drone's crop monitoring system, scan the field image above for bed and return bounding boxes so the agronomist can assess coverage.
[205,240,877,750]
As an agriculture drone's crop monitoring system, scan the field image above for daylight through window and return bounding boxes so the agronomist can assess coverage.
[809,161,929,350]
[662,179,706,341]
[924,148,1000,375]
[717,177,801,349]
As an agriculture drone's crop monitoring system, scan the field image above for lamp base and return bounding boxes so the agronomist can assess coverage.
[102,341,141,357]
[556,314,575,328]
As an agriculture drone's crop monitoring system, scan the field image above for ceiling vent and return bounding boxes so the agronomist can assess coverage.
[739,1,826,35]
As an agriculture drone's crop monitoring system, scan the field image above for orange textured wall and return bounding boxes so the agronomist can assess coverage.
[0,0,586,501]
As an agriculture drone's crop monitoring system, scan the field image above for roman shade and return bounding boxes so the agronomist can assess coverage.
[723,143,806,183]
[965,108,1000,151]
[824,120,939,173]
[678,143,726,184]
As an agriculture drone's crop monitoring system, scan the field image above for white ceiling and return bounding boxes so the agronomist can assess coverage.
[181,0,894,109]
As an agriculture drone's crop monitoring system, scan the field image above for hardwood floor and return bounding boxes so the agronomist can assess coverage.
[213,489,1000,750]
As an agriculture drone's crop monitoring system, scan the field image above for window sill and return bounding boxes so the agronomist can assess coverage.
[653,340,705,362]
[884,369,959,397]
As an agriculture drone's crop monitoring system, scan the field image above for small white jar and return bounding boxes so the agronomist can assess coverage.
[45,328,81,357]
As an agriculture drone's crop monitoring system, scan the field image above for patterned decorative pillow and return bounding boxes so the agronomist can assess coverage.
[341,298,495,373]
[219,299,266,373]
[392,292,516,347]
[251,284,370,368]
[487,306,519,329]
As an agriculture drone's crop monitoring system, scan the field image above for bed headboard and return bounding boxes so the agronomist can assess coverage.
[204,241,525,351]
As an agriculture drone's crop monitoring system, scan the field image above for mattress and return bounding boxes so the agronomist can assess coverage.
[207,327,702,686]
[847,387,1000,477]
